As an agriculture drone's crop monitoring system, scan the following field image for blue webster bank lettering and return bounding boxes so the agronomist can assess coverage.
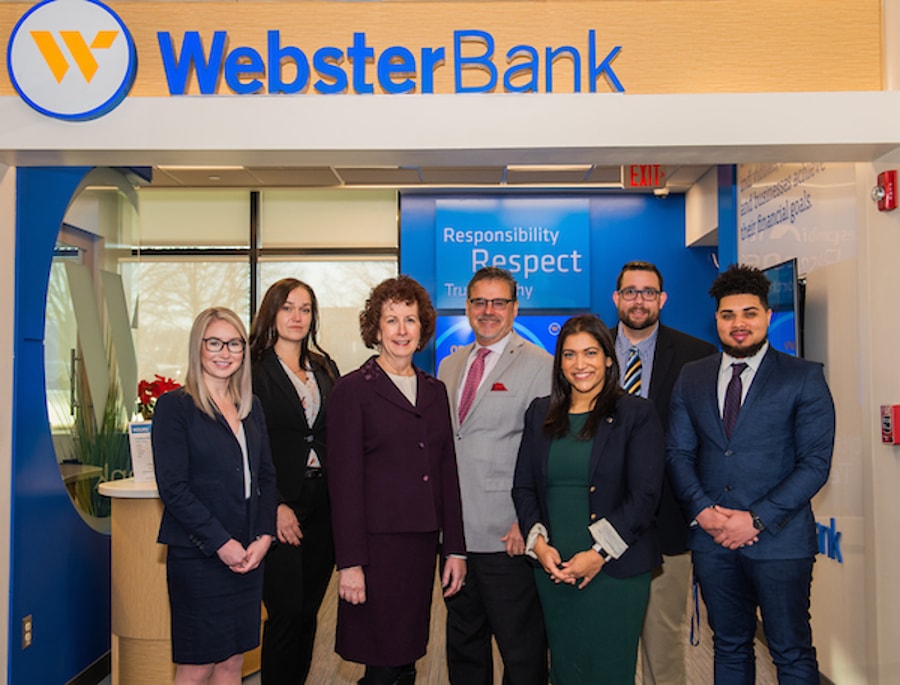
[156,29,624,95]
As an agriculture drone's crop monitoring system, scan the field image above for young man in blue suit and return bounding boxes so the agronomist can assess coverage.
[667,264,835,685]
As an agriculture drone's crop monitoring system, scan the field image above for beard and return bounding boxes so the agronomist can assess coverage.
[721,336,768,359]
[619,306,659,331]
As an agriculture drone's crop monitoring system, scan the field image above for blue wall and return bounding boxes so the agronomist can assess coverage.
[401,191,720,373]
[12,168,111,683]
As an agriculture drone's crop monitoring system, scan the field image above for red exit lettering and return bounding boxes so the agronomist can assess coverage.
[627,164,666,188]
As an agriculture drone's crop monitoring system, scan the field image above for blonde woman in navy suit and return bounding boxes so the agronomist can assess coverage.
[513,314,665,684]
[153,307,278,685]
[250,278,339,685]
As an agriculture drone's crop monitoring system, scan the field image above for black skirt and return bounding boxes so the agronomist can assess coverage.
[166,545,263,664]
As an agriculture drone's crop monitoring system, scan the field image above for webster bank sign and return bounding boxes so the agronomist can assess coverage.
[6,0,625,121]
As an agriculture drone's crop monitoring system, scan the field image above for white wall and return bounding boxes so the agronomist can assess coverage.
[856,159,900,683]
[737,163,867,681]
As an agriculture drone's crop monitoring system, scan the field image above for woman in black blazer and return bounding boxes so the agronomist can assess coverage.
[153,307,277,685]
[512,314,665,685]
[249,278,339,685]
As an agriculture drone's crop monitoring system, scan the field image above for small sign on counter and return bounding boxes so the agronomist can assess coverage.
[128,421,155,484]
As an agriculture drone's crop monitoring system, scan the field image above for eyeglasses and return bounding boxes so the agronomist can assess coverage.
[618,287,661,302]
[202,337,246,354]
[468,298,515,311]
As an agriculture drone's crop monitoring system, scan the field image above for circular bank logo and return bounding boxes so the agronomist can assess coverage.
[7,0,137,121]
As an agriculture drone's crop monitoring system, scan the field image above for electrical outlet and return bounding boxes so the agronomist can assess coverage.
[21,615,32,649]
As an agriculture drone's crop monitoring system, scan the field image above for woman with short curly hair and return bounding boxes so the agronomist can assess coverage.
[327,275,466,685]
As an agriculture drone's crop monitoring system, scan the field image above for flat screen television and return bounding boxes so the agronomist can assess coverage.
[762,258,804,357]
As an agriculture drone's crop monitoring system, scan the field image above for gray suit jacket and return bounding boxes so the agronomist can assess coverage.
[438,331,552,552]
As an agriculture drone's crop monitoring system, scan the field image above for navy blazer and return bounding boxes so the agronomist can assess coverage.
[666,347,835,559]
[612,323,717,554]
[153,388,278,556]
[252,347,339,506]
[327,357,466,570]
[512,394,666,579]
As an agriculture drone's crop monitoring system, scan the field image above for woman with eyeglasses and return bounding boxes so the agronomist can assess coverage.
[249,279,339,685]
[153,307,278,685]
[327,275,466,685]
[512,314,665,684]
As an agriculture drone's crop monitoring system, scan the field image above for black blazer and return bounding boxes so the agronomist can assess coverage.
[612,323,717,554]
[153,388,278,556]
[513,394,665,579]
[252,347,339,506]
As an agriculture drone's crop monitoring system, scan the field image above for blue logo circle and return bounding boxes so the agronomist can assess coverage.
[7,0,138,121]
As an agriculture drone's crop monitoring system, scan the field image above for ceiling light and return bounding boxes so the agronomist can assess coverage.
[156,165,245,171]
[506,164,593,172]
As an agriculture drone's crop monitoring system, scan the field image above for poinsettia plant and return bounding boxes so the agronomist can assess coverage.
[137,374,181,420]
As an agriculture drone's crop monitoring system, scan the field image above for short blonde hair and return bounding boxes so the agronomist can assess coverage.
[184,307,253,420]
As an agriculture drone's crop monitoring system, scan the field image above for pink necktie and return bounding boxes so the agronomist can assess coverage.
[459,348,490,423]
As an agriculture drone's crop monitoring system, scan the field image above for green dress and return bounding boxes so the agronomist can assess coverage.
[534,412,651,685]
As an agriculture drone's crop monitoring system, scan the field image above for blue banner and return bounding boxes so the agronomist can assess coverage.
[435,197,591,309]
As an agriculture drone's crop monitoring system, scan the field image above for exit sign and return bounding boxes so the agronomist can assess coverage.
[625,164,666,189]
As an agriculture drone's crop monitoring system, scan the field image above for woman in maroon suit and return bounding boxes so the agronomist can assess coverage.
[327,275,466,685]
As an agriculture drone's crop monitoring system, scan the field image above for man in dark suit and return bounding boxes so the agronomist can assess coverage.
[610,260,716,685]
[667,264,835,684]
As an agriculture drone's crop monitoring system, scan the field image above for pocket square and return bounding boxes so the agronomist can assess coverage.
[491,382,508,391]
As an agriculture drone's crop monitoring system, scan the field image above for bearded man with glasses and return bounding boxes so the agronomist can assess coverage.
[610,260,716,685]
[438,266,552,685]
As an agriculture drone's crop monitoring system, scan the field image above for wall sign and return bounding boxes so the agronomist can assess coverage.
[7,0,137,121]
[435,197,591,309]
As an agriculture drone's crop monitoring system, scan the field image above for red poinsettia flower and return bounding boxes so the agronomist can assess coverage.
[137,375,181,419]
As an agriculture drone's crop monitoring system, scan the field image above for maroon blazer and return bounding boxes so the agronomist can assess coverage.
[327,356,466,570]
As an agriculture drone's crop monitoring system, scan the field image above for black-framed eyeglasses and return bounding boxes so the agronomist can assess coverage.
[202,337,246,353]
[618,287,660,302]
[468,297,515,311]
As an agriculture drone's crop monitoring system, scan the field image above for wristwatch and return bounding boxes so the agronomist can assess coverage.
[749,510,766,532]
[591,542,612,562]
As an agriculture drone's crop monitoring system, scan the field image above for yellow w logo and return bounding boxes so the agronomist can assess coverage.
[30,30,119,83]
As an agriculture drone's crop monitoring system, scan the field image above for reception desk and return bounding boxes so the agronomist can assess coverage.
[99,478,262,684]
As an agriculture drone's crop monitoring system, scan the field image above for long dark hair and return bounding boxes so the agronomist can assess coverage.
[543,314,623,440]
[249,278,334,377]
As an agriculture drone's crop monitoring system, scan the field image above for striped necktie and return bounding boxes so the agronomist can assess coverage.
[623,347,642,396]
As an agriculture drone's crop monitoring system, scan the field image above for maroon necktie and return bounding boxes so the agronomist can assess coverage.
[458,348,490,423]
[722,362,748,439]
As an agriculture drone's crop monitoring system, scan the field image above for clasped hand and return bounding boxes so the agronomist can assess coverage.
[696,505,759,550]
[217,535,272,574]
[533,536,604,590]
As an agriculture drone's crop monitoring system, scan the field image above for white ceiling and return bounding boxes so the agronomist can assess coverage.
[149,163,711,192]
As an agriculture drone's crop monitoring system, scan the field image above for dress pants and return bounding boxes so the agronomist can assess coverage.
[692,550,818,685]
[261,500,334,685]
[444,552,548,685]
[640,551,693,685]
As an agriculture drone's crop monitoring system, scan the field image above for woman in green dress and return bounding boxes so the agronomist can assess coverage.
[513,314,665,684]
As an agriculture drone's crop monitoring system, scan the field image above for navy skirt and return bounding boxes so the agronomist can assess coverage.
[166,544,263,664]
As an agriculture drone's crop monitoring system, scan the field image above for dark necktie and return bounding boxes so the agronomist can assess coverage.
[458,348,490,423]
[722,362,748,439]
[623,347,642,396]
